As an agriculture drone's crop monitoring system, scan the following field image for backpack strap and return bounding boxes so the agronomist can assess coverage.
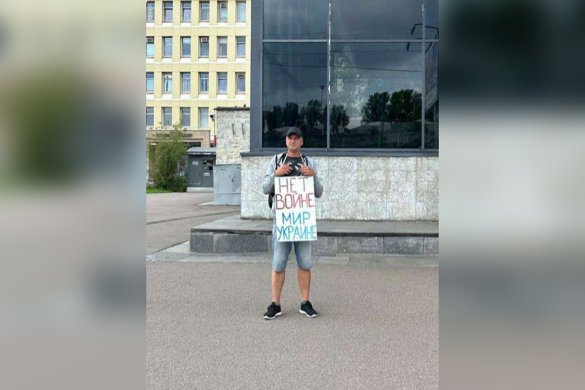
[301,154,308,166]
[276,152,287,168]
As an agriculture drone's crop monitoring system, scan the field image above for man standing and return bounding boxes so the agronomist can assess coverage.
[261,127,324,320]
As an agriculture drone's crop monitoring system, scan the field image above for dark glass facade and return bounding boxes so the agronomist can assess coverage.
[256,0,439,151]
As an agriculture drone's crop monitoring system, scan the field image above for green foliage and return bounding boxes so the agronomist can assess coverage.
[148,125,188,191]
[361,90,422,124]
[330,104,349,129]
[387,89,422,122]
[361,92,391,123]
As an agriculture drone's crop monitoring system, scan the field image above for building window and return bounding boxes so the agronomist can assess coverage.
[199,2,209,22]
[181,72,191,93]
[146,36,154,58]
[199,107,209,129]
[236,72,245,93]
[162,72,172,93]
[236,1,246,22]
[181,1,191,22]
[163,36,172,57]
[258,0,439,151]
[181,107,191,127]
[262,42,327,148]
[163,1,173,23]
[330,42,422,148]
[199,72,209,93]
[146,72,154,93]
[236,36,246,57]
[218,2,228,22]
[181,36,191,57]
[217,72,227,93]
[146,2,155,23]
[146,107,154,126]
[199,36,209,57]
[162,107,172,126]
[217,37,227,58]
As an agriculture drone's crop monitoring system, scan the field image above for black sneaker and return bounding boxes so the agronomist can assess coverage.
[299,301,318,318]
[263,302,282,320]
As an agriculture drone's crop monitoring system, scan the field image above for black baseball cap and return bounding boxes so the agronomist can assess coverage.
[286,127,303,138]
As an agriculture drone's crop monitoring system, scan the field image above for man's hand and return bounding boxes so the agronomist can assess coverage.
[300,164,315,177]
[275,164,292,177]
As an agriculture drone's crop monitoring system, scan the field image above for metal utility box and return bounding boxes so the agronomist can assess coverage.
[186,148,216,188]
[213,164,241,205]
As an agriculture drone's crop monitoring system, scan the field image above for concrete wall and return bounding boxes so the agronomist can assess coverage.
[215,108,250,165]
[241,156,439,221]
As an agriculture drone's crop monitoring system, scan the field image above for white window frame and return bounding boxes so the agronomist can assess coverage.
[236,1,246,22]
[217,72,228,94]
[199,36,209,57]
[163,36,172,57]
[236,72,245,93]
[217,37,228,58]
[146,107,154,126]
[198,107,209,129]
[218,2,228,22]
[146,72,155,93]
[199,72,209,93]
[181,1,192,22]
[146,36,154,58]
[181,36,191,57]
[146,2,155,23]
[162,72,173,93]
[236,36,246,57]
[162,107,172,126]
[181,72,191,93]
[181,107,191,127]
[199,2,210,22]
[163,2,173,23]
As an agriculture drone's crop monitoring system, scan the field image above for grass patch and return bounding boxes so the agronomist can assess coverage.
[146,187,173,194]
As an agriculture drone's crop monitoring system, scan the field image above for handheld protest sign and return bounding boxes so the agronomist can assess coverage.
[274,176,318,242]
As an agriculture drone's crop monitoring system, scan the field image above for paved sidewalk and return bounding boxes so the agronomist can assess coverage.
[146,192,239,254]
[147,261,438,389]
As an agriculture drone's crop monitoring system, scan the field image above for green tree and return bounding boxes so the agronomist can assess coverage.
[282,102,300,126]
[388,89,422,121]
[300,99,323,131]
[330,104,349,134]
[361,92,391,123]
[148,124,188,191]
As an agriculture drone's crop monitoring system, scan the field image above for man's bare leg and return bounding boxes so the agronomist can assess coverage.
[297,268,311,302]
[271,270,285,303]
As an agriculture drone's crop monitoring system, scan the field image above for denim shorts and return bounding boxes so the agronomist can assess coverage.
[271,223,314,272]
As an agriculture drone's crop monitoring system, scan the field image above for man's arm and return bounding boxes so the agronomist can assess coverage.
[303,158,324,198]
[261,156,277,195]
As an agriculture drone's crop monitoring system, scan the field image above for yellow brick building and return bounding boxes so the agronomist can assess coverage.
[146,0,250,147]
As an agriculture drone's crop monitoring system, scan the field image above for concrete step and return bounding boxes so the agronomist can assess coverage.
[190,215,438,256]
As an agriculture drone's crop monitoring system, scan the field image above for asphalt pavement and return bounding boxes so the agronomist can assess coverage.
[146,192,239,254]
[147,261,438,389]
[146,192,438,389]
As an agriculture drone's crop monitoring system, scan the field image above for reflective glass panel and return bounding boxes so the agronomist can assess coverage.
[330,42,423,148]
[181,72,191,93]
[181,107,191,127]
[424,41,438,149]
[200,2,209,21]
[182,1,192,22]
[199,72,209,93]
[218,72,227,93]
[331,0,422,40]
[162,107,172,126]
[181,37,191,57]
[263,0,327,40]
[237,2,246,22]
[262,42,327,148]
[199,107,209,128]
